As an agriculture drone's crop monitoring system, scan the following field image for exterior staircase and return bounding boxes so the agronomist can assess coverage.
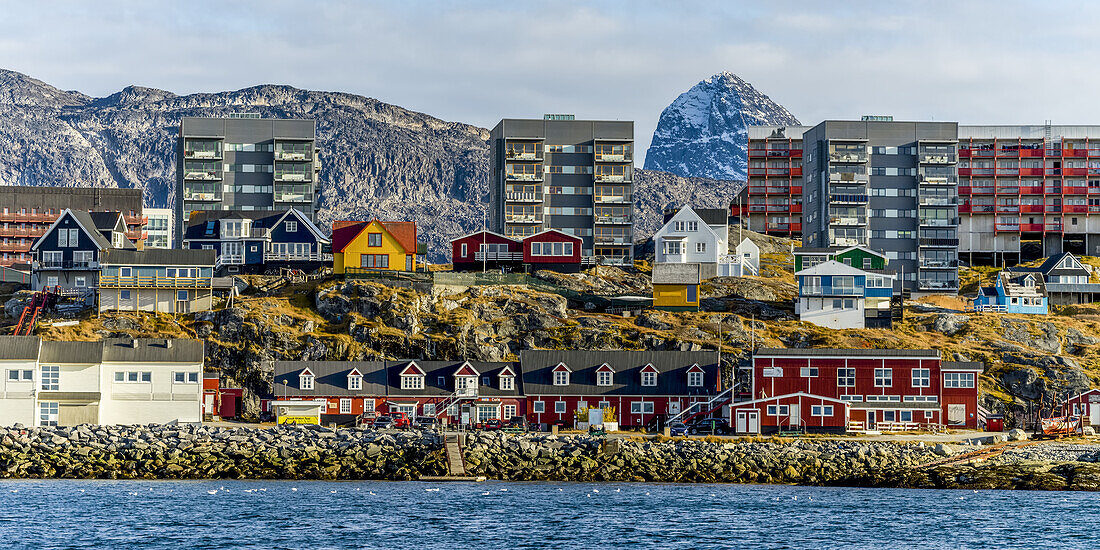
[666,387,734,425]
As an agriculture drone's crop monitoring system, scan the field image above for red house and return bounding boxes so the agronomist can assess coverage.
[1061,388,1100,427]
[520,350,721,429]
[733,393,850,435]
[450,231,523,272]
[202,374,244,419]
[273,361,389,425]
[742,348,983,433]
[384,360,526,425]
[522,230,582,273]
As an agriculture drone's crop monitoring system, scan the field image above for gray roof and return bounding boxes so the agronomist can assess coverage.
[755,348,941,358]
[100,338,204,363]
[0,336,41,360]
[694,208,729,227]
[67,210,112,250]
[39,341,105,364]
[520,350,719,396]
[793,247,842,255]
[88,211,124,231]
[1043,283,1100,294]
[652,263,701,285]
[0,186,142,212]
[941,361,984,372]
[387,361,523,398]
[274,361,388,397]
[102,248,215,267]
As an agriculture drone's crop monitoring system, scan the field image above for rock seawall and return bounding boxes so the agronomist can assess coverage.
[2,426,1100,490]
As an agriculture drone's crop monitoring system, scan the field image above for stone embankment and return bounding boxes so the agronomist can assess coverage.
[2,425,1100,490]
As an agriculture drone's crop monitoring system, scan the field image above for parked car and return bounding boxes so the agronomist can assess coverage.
[504,416,529,431]
[687,418,730,435]
[373,412,411,430]
[667,421,688,437]
[481,419,503,431]
[413,416,439,430]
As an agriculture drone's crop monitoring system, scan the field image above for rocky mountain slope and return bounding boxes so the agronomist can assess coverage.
[0,69,726,259]
[644,71,801,180]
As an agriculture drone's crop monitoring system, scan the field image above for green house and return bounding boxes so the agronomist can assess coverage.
[794,246,888,272]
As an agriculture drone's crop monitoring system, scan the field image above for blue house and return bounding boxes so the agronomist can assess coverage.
[973,271,1048,314]
[794,260,897,329]
[182,208,330,275]
[30,209,134,294]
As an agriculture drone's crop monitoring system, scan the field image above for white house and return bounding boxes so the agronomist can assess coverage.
[727,238,761,277]
[795,260,897,330]
[654,206,732,279]
[0,337,204,426]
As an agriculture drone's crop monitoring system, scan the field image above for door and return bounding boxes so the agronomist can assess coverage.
[222,241,242,262]
[747,411,760,434]
[788,404,800,426]
[406,255,413,272]
[736,411,747,433]
[866,410,876,429]
[669,401,681,416]
[203,394,215,415]
[948,404,966,425]
[1090,403,1100,425]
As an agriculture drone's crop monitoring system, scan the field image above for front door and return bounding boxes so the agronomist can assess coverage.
[948,404,966,425]
[1091,403,1100,425]
[203,394,215,415]
[747,411,760,434]
[406,255,413,272]
[788,404,800,426]
[736,411,747,433]
[866,410,876,429]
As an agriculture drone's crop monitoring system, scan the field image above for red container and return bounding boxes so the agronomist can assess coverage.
[985,415,1004,432]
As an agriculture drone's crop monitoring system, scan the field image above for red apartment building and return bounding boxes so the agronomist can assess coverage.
[737,348,982,434]
[733,126,809,237]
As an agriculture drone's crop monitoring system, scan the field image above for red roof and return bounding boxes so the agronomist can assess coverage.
[596,363,616,373]
[331,221,370,253]
[453,363,480,377]
[686,364,705,373]
[640,363,659,373]
[382,221,417,254]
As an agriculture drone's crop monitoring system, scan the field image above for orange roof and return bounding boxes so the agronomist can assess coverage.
[381,221,417,254]
[331,221,370,253]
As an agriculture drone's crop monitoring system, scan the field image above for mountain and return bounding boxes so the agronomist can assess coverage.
[644,71,801,181]
[0,69,726,259]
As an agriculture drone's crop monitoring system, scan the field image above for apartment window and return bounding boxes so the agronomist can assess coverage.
[39,402,58,427]
[597,371,613,386]
[641,371,657,387]
[400,375,424,390]
[173,372,199,383]
[912,368,930,388]
[555,401,567,414]
[300,373,315,390]
[500,376,514,391]
[944,372,976,388]
[340,398,352,414]
[766,405,790,416]
[533,401,545,413]
[115,371,151,383]
[874,368,892,387]
[630,401,655,414]
[348,374,363,391]
[800,367,819,378]
[838,368,856,387]
[285,221,298,233]
[74,276,86,288]
[811,405,834,417]
[40,365,59,391]
[553,370,570,386]
[368,233,383,247]
[687,371,704,387]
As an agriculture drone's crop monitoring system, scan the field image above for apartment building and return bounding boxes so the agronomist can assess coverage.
[737,126,811,236]
[489,115,635,267]
[175,116,321,245]
[143,208,173,249]
[802,120,960,294]
[0,186,144,268]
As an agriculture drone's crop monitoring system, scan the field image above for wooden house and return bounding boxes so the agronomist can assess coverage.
[332,220,419,274]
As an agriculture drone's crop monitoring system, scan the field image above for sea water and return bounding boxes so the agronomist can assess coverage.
[0,480,1097,549]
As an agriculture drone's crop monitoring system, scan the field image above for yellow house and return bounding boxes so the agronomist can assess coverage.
[332,220,418,274]
[652,263,701,311]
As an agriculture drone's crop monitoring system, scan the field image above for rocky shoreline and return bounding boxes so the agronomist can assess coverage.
[2,425,1100,490]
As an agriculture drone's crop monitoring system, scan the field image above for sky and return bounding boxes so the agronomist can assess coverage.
[2,1,1099,165]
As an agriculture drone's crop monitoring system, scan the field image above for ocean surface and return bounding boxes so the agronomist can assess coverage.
[0,480,1097,549]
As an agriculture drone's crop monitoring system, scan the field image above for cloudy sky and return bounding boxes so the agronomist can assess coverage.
[1,1,1095,163]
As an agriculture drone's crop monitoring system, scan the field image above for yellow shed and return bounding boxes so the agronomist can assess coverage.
[652,263,701,311]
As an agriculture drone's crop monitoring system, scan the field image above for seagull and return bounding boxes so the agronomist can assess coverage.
[615,488,621,493]
[8,490,16,493]
[291,488,298,492]
[586,494,591,498]
[128,492,139,496]
[592,489,599,493]
[645,492,650,496]
[207,490,218,495]
[369,491,376,496]
[78,489,85,493]
[481,491,491,496]
[426,488,440,492]
[500,488,507,492]
[558,488,563,492]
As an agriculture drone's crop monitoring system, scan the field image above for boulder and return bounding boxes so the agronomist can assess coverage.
[932,314,969,336]
[1007,428,1028,442]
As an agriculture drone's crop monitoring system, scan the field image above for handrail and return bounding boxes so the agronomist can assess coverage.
[99,275,212,288]
[667,387,733,425]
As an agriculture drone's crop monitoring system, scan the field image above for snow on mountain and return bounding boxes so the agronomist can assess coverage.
[644,71,800,181]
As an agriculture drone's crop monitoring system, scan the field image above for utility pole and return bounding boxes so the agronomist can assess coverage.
[482,206,487,273]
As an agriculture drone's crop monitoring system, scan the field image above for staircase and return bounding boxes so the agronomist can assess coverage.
[443,433,466,476]
[13,288,54,336]
[667,387,734,425]
[433,387,477,420]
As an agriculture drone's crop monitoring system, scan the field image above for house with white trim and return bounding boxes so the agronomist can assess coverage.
[795,260,897,329]
[654,206,737,279]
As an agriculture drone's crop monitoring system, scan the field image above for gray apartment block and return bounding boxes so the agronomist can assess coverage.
[489,116,635,266]
[175,116,320,245]
[802,120,960,293]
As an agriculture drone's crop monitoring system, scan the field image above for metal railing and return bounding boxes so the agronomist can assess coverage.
[184,171,221,181]
[34,260,98,269]
[800,286,863,296]
[505,192,542,202]
[99,275,212,289]
[263,252,332,262]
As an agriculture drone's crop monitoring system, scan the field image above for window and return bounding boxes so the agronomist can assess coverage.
[364,399,375,413]
[912,368,930,388]
[811,405,834,416]
[663,241,682,255]
[630,401,655,414]
[839,394,862,402]
[598,401,611,409]
[555,401,567,414]
[8,369,32,381]
[437,376,445,386]
[874,368,892,387]
[120,290,131,301]
[285,221,298,233]
[597,371,613,386]
[553,370,570,386]
[641,371,657,387]
[900,411,913,422]
[800,367,819,378]
[687,371,704,387]
[173,372,199,383]
[401,375,424,390]
[39,402,58,427]
[423,403,435,416]
[944,372,976,388]
[533,401,545,413]
[461,243,467,257]
[837,368,856,387]
[500,376,514,391]
[503,404,517,419]
[57,228,78,248]
[368,233,382,247]
[40,365,59,391]
[696,242,706,253]
[363,254,389,269]
[348,374,363,391]
[766,405,790,416]
[177,290,189,301]
[883,411,896,422]
[863,258,872,269]
[340,398,352,414]
[925,411,935,420]
[115,371,151,383]
[300,373,315,390]
[481,376,490,386]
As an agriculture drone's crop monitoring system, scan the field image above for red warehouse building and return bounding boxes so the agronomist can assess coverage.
[1061,388,1100,427]
[383,360,525,424]
[743,348,983,433]
[273,361,390,425]
[520,350,721,429]
[522,230,583,272]
[450,231,523,272]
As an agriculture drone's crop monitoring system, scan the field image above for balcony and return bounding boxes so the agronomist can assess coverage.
[1018,204,1043,213]
[1045,205,1062,213]
[34,260,99,270]
[919,196,959,206]
[920,259,959,269]
[504,215,542,224]
[995,224,1020,231]
[99,275,212,289]
[919,238,959,247]
[595,194,631,204]
[828,169,868,184]
[594,236,632,245]
[995,186,1019,195]
[274,151,312,162]
[997,205,1021,213]
[830,194,869,204]
[263,252,333,263]
[1019,223,1043,232]
[919,153,957,164]
[1045,223,1064,232]
[918,173,958,185]
[184,150,222,160]
[918,280,959,291]
[0,226,46,238]
[1065,204,1088,213]
[965,204,994,213]
[183,192,219,201]
[507,172,544,182]
[594,173,632,183]
[473,251,523,262]
[919,218,960,227]
[829,152,868,164]
[506,192,542,203]
[216,254,244,266]
[1064,149,1089,158]
[800,285,863,296]
[184,170,221,181]
[594,152,632,163]
[274,192,312,203]
[1019,185,1043,194]
[274,172,311,182]
[829,216,867,226]
[595,215,632,224]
